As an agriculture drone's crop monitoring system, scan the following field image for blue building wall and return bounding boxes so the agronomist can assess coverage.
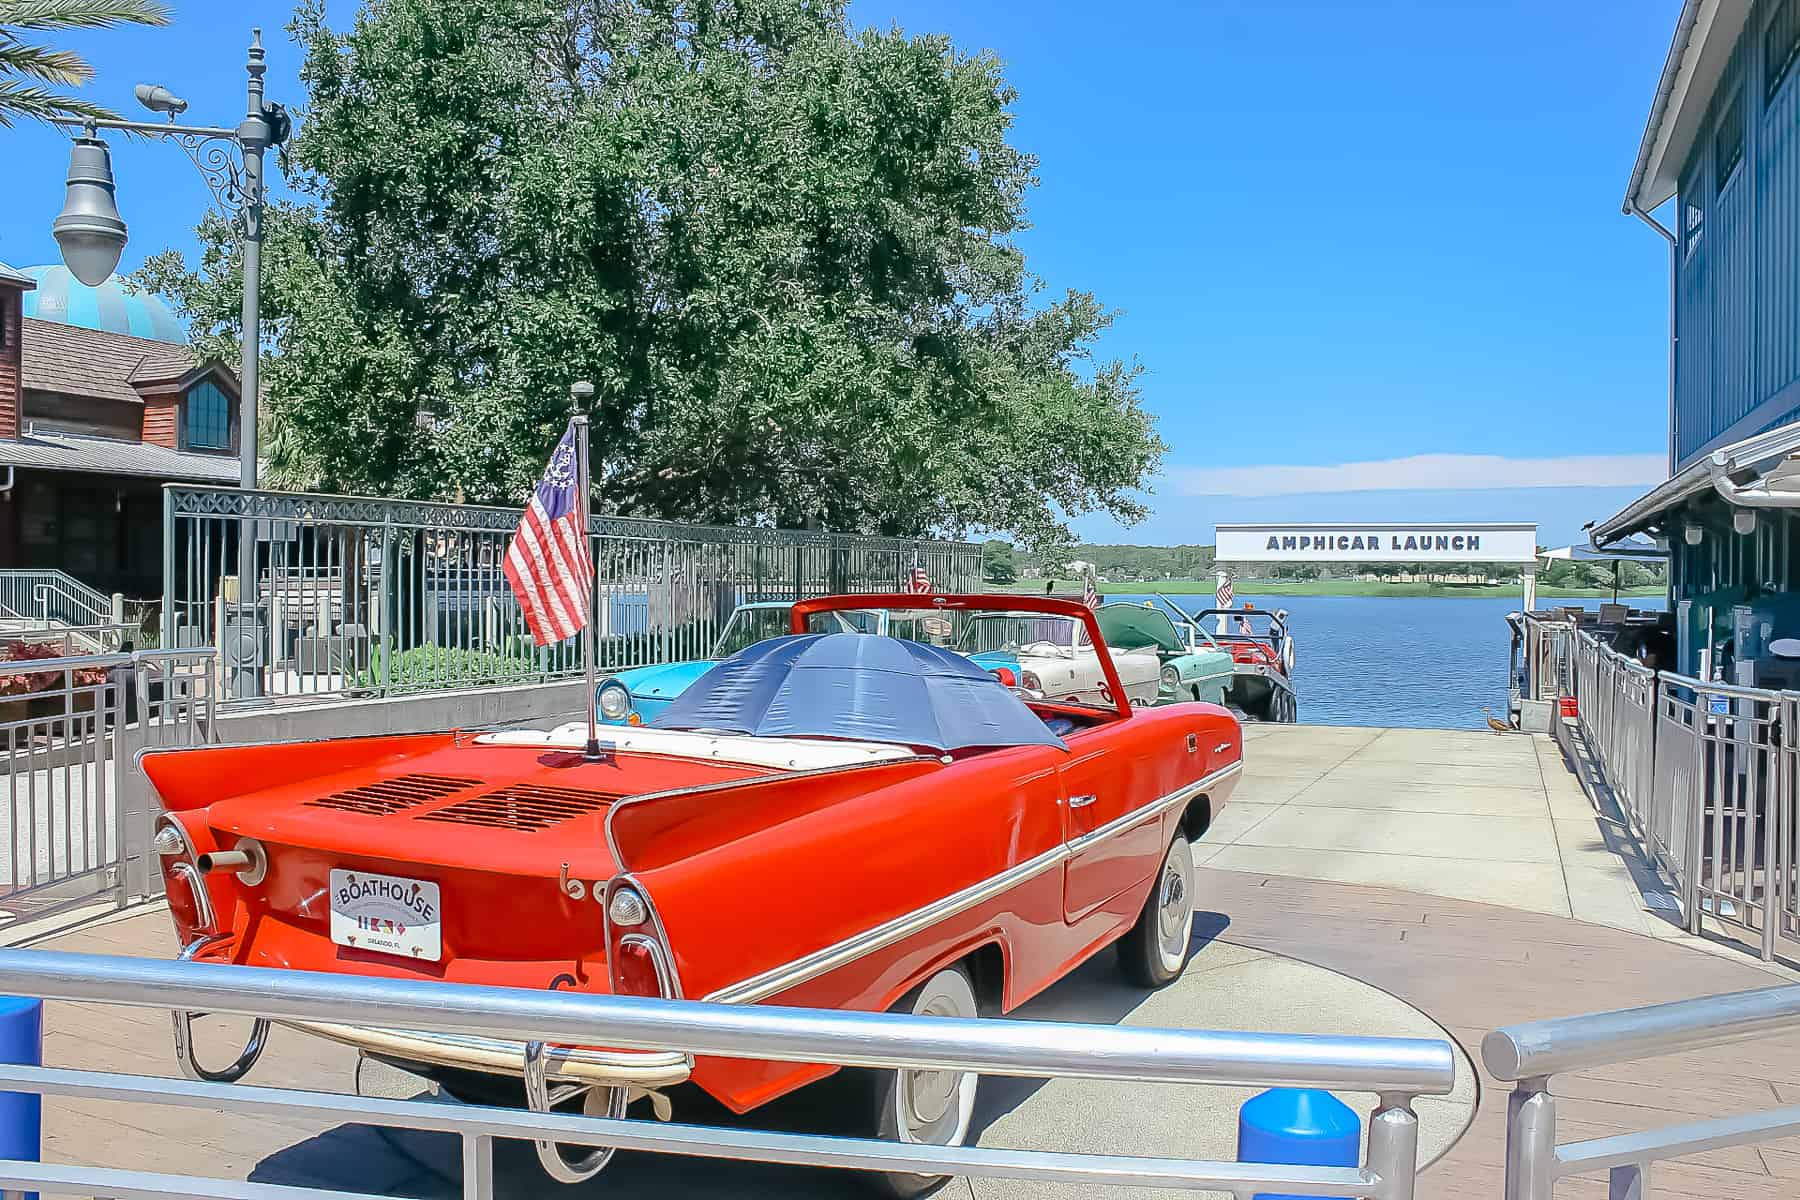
[1675,0,1800,465]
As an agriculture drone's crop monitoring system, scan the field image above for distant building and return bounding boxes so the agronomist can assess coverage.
[0,263,239,597]
[1590,1,1800,681]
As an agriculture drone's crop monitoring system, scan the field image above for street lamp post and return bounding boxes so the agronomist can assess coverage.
[46,29,289,696]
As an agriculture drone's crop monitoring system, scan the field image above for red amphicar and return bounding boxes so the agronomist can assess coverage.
[144,593,1241,1193]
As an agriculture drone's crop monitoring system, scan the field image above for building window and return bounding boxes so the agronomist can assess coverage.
[1768,0,1800,102]
[1715,89,1745,192]
[183,379,230,450]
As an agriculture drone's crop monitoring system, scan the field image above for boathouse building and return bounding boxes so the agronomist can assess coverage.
[1591,0,1800,681]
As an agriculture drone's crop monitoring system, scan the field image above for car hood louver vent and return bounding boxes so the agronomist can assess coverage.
[305,774,480,816]
[417,783,620,832]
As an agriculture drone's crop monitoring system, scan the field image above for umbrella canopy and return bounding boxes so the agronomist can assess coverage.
[649,633,1067,752]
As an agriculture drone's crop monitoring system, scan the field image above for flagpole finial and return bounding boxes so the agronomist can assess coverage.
[570,380,595,412]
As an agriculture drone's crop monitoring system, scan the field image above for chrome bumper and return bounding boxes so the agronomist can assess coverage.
[290,1020,693,1088]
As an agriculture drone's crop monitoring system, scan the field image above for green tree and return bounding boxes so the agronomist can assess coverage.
[0,0,169,127]
[138,0,1163,548]
[981,539,1016,585]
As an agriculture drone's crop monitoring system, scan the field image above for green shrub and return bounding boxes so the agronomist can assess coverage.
[357,644,542,690]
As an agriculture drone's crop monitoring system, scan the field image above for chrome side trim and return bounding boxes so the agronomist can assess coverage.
[1065,764,1239,857]
[704,842,1070,1006]
[704,760,1242,1006]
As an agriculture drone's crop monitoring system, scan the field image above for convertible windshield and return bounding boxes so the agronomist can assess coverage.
[953,613,1087,657]
[711,605,881,658]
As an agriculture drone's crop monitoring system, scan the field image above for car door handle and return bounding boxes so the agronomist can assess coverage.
[1068,793,1098,808]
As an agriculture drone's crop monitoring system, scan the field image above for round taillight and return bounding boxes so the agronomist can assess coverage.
[608,887,649,927]
[1022,670,1042,692]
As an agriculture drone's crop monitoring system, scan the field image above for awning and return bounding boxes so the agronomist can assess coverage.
[1541,538,1665,562]
[1589,422,1800,547]
[0,430,239,484]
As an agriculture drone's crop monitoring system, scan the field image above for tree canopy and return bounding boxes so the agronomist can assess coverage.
[139,0,1163,548]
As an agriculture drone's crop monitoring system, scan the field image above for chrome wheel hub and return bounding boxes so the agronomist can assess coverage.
[902,1066,959,1126]
[1155,841,1195,971]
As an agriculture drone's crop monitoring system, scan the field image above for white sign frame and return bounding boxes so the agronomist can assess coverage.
[1214,522,1539,564]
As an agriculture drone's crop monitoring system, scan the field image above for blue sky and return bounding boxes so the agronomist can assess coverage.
[0,1,1683,546]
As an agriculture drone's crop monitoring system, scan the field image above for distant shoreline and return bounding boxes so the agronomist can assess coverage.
[1000,579,1665,599]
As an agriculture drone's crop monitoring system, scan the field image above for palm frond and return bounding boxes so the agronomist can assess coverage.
[0,39,91,86]
[0,77,119,126]
[0,0,171,34]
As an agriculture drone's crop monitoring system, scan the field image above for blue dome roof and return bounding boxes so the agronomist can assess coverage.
[19,265,185,343]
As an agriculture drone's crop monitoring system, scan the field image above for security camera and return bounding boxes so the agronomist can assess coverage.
[134,84,188,117]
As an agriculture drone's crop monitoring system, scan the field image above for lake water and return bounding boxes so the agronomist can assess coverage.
[1109,592,1667,732]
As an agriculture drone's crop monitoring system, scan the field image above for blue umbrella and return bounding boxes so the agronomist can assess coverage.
[649,633,1067,752]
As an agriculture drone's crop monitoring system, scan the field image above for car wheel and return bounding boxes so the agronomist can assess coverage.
[867,965,980,1198]
[1120,834,1195,988]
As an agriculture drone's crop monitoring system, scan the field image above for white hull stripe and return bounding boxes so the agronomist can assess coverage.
[703,761,1242,1006]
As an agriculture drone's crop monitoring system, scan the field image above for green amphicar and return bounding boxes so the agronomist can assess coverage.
[1096,602,1235,707]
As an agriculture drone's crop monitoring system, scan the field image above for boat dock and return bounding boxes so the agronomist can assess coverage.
[17,721,1800,1199]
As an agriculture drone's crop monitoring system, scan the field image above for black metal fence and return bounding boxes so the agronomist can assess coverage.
[162,486,981,705]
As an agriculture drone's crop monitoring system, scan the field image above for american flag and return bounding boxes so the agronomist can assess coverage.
[503,422,593,646]
[906,552,932,595]
[1216,573,1233,609]
[1082,570,1099,609]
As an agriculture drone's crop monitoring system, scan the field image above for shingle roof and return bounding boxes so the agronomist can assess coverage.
[0,429,238,484]
[0,262,34,290]
[19,317,233,405]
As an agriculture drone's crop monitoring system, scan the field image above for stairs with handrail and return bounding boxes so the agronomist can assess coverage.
[0,570,125,652]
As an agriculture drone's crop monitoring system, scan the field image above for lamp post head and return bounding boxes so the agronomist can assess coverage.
[52,136,128,287]
[134,83,188,117]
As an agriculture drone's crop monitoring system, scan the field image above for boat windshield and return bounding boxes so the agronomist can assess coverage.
[953,613,1086,658]
[711,606,882,658]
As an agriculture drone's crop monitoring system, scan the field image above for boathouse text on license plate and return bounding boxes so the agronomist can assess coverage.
[328,869,441,961]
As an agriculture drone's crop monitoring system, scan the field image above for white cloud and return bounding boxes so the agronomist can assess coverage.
[1170,453,1666,498]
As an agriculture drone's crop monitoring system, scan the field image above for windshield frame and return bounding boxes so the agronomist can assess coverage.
[790,593,1133,719]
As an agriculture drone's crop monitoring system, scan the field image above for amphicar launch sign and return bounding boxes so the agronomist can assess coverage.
[1214,522,1539,563]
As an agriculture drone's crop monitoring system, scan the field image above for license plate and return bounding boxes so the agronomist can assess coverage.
[329,869,442,962]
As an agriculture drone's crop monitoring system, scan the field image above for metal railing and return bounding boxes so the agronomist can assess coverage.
[0,647,215,919]
[0,569,117,628]
[1487,982,1800,1200]
[1560,624,1800,959]
[163,485,983,705]
[0,946,1453,1199]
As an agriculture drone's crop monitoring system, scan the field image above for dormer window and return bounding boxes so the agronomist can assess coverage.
[183,379,230,450]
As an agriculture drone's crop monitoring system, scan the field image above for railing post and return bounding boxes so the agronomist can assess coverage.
[1364,1093,1420,1200]
[1504,1078,1556,1200]
[1686,694,1707,936]
[161,485,177,650]
[461,1132,493,1199]
[379,511,395,698]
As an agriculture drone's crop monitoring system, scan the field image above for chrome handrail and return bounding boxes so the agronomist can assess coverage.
[1487,982,1800,1200]
[0,946,1452,1198]
[1483,984,1800,1081]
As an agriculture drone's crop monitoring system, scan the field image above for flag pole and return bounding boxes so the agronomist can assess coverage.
[570,380,601,760]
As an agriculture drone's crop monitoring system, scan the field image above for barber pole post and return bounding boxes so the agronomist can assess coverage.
[1215,570,1232,636]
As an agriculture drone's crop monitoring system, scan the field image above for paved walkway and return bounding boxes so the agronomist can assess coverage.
[1211,724,1676,939]
[1207,868,1800,1200]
